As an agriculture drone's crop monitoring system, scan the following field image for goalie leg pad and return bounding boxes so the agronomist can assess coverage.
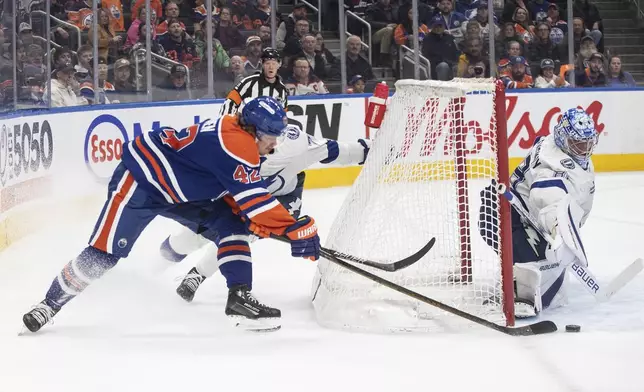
[514,263,543,316]
[515,258,569,312]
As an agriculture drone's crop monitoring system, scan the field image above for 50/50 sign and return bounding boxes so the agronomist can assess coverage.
[0,120,54,185]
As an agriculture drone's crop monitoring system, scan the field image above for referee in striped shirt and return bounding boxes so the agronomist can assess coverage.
[219,48,289,115]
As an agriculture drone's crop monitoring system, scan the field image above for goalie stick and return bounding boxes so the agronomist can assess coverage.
[497,183,643,302]
[272,236,435,272]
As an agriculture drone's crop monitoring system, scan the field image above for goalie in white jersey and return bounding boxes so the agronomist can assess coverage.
[479,108,598,318]
[160,124,371,301]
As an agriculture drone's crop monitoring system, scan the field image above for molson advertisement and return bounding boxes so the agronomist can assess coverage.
[0,91,642,249]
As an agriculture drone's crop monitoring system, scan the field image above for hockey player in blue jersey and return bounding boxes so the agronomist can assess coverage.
[22,97,320,333]
[479,108,598,318]
[158,124,371,302]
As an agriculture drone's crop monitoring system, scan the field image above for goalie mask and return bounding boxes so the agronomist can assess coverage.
[553,108,598,169]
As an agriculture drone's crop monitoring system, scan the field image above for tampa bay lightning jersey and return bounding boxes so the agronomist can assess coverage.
[122,115,295,230]
[510,135,596,230]
[261,125,369,197]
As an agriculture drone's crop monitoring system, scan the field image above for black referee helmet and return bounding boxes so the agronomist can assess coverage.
[261,48,281,62]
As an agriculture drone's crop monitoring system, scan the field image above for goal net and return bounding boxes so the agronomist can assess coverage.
[311,78,514,332]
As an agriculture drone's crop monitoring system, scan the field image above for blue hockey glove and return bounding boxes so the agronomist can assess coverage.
[285,215,320,261]
[358,139,371,165]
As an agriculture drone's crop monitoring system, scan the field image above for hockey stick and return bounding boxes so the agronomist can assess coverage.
[497,184,643,302]
[320,244,555,335]
[272,236,435,272]
[324,238,436,272]
[273,236,556,336]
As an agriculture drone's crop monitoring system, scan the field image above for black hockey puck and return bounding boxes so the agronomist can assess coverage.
[565,324,581,333]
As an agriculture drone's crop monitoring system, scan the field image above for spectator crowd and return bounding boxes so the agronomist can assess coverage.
[0,0,639,110]
[355,0,637,89]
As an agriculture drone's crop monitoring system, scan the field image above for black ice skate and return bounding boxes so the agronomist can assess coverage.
[176,267,206,302]
[225,285,281,332]
[22,301,59,333]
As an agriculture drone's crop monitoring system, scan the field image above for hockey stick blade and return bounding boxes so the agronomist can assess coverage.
[271,236,436,272]
[317,247,557,336]
[504,320,558,336]
[597,258,644,302]
[326,237,436,272]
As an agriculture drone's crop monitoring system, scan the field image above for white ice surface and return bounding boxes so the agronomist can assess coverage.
[1,173,643,392]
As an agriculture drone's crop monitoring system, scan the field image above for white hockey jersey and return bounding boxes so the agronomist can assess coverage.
[261,125,368,196]
[510,135,596,231]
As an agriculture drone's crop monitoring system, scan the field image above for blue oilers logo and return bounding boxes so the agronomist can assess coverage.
[110,5,121,20]
[118,238,128,248]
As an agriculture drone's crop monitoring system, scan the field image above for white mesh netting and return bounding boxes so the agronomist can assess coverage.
[312,79,511,332]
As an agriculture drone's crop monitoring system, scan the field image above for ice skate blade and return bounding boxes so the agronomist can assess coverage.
[22,314,43,333]
[18,324,30,336]
[227,315,281,332]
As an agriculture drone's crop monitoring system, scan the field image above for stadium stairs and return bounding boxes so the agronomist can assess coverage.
[595,0,644,84]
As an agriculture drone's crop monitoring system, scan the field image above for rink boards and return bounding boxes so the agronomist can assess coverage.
[0,89,643,251]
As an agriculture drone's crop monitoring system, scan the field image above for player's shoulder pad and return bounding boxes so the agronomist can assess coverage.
[272,124,308,156]
[218,115,260,167]
[535,137,578,173]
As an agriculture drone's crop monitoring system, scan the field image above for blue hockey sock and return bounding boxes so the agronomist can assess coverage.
[219,260,253,290]
[216,236,253,289]
[45,246,120,310]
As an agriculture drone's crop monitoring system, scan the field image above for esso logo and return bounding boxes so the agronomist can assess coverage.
[91,134,123,163]
[84,115,129,180]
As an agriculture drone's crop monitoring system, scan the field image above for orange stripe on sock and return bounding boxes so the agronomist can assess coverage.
[217,245,250,256]
[63,264,84,291]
